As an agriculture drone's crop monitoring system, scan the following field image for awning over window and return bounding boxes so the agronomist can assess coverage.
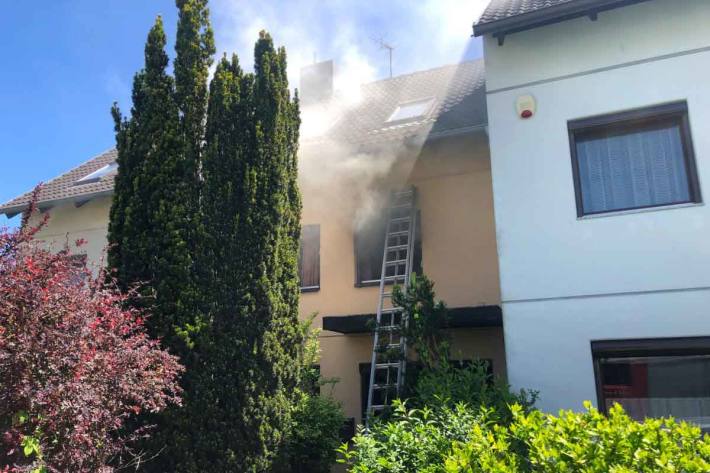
[322,305,502,334]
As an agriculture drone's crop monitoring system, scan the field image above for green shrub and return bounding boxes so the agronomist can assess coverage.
[276,390,346,473]
[273,316,346,472]
[412,360,536,425]
[445,402,710,472]
[338,401,478,473]
[393,273,537,423]
[339,403,710,473]
[339,402,710,473]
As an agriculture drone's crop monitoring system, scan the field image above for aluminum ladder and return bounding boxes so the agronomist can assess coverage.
[365,187,417,427]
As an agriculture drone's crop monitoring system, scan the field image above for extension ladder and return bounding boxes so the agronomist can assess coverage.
[365,187,417,427]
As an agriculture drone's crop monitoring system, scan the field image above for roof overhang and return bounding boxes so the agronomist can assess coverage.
[473,0,652,45]
[0,190,113,219]
[322,305,502,334]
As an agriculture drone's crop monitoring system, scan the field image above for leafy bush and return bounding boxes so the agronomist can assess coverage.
[412,360,536,424]
[445,402,710,472]
[274,318,346,473]
[277,391,347,473]
[0,198,183,473]
[339,401,710,473]
[394,274,536,423]
[338,401,478,473]
[393,274,450,370]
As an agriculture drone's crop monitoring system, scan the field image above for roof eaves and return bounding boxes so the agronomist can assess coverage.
[0,189,114,218]
[473,0,651,40]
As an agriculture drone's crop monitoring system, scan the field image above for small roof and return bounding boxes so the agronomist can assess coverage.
[1,60,487,216]
[1,149,117,217]
[474,0,651,39]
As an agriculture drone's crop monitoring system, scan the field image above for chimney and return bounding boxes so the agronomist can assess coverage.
[299,60,334,106]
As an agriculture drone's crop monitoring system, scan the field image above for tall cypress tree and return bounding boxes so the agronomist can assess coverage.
[107,15,183,321]
[106,8,203,470]
[192,32,303,471]
[108,4,303,469]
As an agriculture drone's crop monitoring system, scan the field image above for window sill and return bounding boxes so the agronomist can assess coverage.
[355,280,383,288]
[300,286,320,293]
[577,202,704,220]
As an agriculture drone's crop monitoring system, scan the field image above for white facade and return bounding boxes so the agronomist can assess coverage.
[483,0,710,413]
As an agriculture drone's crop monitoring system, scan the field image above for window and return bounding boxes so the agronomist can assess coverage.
[592,337,710,428]
[354,210,421,286]
[299,224,320,292]
[387,98,434,123]
[568,102,700,216]
[74,162,118,185]
[68,254,89,286]
[359,360,492,421]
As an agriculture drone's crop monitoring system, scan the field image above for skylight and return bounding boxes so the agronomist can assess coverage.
[74,162,118,185]
[387,98,434,123]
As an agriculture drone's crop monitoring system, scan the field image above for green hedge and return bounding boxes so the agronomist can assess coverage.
[340,402,710,473]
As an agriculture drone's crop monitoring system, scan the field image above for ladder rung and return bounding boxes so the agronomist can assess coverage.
[388,230,409,237]
[383,276,406,282]
[375,362,400,369]
[382,343,403,350]
[385,259,407,266]
[370,405,388,411]
[377,325,401,332]
[372,383,397,390]
[386,244,410,251]
[390,216,410,223]
[380,307,403,314]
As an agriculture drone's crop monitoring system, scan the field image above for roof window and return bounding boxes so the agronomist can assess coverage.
[74,162,118,185]
[387,98,434,123]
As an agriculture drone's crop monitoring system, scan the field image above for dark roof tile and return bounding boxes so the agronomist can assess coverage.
[478,0,576,25]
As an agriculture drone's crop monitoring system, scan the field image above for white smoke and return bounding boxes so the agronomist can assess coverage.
[210,0,488,229]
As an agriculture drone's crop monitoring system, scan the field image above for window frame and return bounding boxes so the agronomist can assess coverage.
[73,162,118,186]
[353,210,422,288]
[568,101,701,218]
[386,97,435,124]
[591,336,710,416]
[299,224,320,293]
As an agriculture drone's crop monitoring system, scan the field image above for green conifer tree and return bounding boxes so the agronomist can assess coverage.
[108,4,303,469]
[191,32,303,471]
[105,11,201,470]
[107,15,183,323]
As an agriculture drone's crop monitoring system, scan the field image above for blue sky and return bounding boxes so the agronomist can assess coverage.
[0,0,486,227]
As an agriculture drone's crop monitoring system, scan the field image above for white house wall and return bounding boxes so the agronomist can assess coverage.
[484,0,710,412]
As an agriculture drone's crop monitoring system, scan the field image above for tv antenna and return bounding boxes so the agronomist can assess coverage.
[375,37,394,78]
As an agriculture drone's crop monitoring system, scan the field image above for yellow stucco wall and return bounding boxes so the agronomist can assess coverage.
[28,130,504,425]
[300,131,505,423]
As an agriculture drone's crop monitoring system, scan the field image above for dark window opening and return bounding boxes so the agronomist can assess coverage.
[358,359,492,421]
[354,210,422,287]
[592,337,710,428]
[68,254,89,286]
[299,224,320,292]
[568,102,701,217]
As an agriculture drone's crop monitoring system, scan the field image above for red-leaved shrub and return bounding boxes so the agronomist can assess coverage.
[0,192,183,472]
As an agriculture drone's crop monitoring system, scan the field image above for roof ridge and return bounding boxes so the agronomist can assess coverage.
[361,58,483,87]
